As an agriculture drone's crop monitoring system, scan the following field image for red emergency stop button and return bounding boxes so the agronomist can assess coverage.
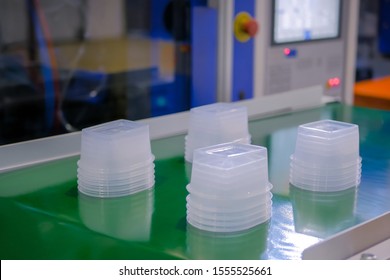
[234,12,259,42]
[242,19,259,37]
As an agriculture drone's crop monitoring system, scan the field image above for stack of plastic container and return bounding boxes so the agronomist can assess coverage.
[186,143,272,232]
[290,120,361,192]
[77,119,155,198]
[184,103,251,163]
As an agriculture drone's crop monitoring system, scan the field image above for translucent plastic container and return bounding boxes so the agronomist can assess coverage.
[77,164,155,182]
[185,103,251,162]
[187,206,271,225]
[78,180,154,198]
[292,151,359,166]
[188,180,271,198]
[78,162,154,179]
[289,179,360,192]
[186,204,272,219]
[79,119,152,171]
[191,156,267,177]
[191,143,268,176]
[293,120,359,162]
[77,171,155,187]
[187,185,272,208]
[186,192,272,213]
[77,156,155,174]
[290,120,361,192]
[290,162,361,177]
[77,119,155,198]
[296,120,359,141]
[187,211,271,233]
[290,167,360,181]
[290,158,361,175]
[291,154,361,169]
[289,173,360,187]
[186,142,273,232]
[78,175,155,190]
[295,137,358,149]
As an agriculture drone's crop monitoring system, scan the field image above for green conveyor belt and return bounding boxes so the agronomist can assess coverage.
[1,103,390,259]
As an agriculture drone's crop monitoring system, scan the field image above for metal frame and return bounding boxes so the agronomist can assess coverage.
[212,0,234,102]
[343,0,360,105]
[303,211,390,260]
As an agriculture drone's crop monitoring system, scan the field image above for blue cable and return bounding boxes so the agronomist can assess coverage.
[27,0,55,132]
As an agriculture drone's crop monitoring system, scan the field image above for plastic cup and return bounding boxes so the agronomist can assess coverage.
[290,169,361,183]
[290,167,361,179]
[290,120,361,192]
[187,202,272,223]
[293,151,359,166]
[77,164,155,183]
[296,120,358,141]
[187,185,272,209]
[77,156,155,175]
[79,119,153,171]
[192,142,269,178]
[186,142,273,232]
[77,173,155,189]
[185,103,251,162]
[187,206,272,228]
[191,157,268,178]
[78,178,154,197]
[186,211,271,233]
[77,119,155,198]
[188,143,270,197]
[289,179,360,192]
[292,120,359,166]
[186,192,273,214]
[290,157,361,175]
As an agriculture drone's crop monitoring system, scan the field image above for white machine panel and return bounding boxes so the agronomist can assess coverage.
[253,0,358,104]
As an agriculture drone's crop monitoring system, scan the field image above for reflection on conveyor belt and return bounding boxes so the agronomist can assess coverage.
[78,189,154,242]
[290,185,357,239]
[186,222,269,260]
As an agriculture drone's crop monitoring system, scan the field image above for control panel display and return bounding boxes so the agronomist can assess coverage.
[273,0,341,44]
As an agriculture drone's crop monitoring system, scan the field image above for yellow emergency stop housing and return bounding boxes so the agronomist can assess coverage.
[234,12,256,43]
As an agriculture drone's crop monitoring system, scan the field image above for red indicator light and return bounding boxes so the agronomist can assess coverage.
[327,77,341,88]
[283,48,297,57]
